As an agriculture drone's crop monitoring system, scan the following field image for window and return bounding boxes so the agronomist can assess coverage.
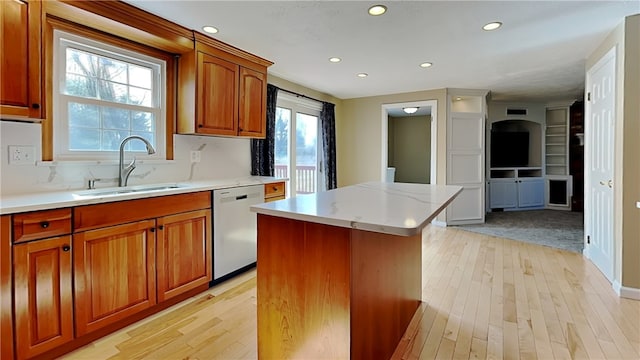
[53,30,166,160]
[275,93,324,196]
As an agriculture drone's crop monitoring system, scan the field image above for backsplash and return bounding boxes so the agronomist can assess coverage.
[0,121,251,196]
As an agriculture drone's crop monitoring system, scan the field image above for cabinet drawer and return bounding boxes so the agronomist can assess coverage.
[265,182,285,199]
[265,195,285,203]
[13,209,72,243]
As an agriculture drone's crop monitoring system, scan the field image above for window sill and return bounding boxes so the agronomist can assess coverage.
[36,159,176,167]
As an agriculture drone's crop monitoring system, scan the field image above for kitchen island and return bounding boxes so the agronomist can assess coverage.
[251,182,462,360]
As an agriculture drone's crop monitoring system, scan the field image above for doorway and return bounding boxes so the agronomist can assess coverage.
[381,100,437,184]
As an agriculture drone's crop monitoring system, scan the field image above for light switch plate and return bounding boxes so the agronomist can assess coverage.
[8,145,36,165]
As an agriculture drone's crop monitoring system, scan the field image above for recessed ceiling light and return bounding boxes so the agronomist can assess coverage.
[456,97,462,101]
[329,57,342,63]
[202,26,219,34]
[482,22,502,31]
[368,5,387,16]
[403,107,418,114]
[419,62,433,68]
[357,73,368,78]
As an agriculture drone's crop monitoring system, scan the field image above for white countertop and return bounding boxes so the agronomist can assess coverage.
[0,176,285,215]
[251,182,462,236]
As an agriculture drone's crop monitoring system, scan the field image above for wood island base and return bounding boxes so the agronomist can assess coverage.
[256,214,422,360]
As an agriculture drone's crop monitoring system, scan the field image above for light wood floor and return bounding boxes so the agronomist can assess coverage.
[63,226,640,360]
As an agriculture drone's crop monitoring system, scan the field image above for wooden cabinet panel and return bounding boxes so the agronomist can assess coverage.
[0,0,42,118]
[13,208,72,243]
[1,216,13,360]
[157,209,212,302]
[238,67,267,137]
[74,192,211,232]
[73,220,156,336]
[14,236,73,359]
[197,53,239,136]
[177,34,271,138]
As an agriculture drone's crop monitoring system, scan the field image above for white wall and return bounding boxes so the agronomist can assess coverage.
[0,121,251,195]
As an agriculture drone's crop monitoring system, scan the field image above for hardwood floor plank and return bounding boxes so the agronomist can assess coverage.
[61,227,640,360]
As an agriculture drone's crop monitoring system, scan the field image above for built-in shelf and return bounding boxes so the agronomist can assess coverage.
[545,107,569,176]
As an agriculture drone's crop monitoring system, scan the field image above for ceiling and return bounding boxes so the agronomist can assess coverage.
[125,1,639,102]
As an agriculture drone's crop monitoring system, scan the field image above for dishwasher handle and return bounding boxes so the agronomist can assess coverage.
[236,194,248,200]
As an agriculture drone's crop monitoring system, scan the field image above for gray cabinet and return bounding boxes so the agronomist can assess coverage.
[489,168,544,210]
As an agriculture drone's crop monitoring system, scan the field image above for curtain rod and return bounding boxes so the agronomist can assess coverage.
[273,85,325,104]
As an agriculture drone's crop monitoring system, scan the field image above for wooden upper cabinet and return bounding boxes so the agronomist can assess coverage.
[197,53,239,136]
[239,67,267,137]
[13,236,73,359]
[0,0,42,119]
[156,209,212,302]
[178,32,272,138]
[73,220,157,336]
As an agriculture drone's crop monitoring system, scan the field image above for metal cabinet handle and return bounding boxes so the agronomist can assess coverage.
[32,103,40,109]
[40,221,50,228]
[158,225,164,230]
[150,228,155,233]
[62,245,70,252]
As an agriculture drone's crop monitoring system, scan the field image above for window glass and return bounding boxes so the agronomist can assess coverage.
[53,30,165,160]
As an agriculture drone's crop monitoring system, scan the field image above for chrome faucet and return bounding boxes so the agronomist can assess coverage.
[119,135,156,187]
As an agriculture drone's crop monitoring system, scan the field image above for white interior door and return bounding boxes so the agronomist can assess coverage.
[447,112,485,225]
[585,46,616,282]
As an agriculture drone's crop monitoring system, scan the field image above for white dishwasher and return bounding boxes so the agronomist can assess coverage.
[212,184,265,283]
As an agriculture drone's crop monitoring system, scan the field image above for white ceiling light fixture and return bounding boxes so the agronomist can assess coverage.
[357,73,368,78]
[329,57,342,63]
[403,107,418,114]
[368,5,387,16]
[482,21,502,31]
[419,62,433,68]
[202,26,219,34]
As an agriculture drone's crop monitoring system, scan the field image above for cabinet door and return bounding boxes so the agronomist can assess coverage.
[73,220,156,336]
[197,52,239,136]
[157,209,212,302]
[14,236,73,359]
[238,67,267,138]
[489,180,518,209]
[1,216,13,360]
[0,0,42,118]
[518,178,545,208]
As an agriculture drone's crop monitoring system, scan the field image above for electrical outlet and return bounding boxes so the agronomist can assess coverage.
[8,145,36,165]
[190,150,201,163]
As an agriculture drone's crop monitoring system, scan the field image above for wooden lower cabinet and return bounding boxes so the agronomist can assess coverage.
[157,209,212,302]
[1,215,14,360]
[73,220,157,336]
[13,236,73,359]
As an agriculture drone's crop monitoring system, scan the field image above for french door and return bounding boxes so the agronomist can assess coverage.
[274,94,324,196]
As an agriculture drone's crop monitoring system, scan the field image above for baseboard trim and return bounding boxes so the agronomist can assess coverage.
[613,281,640,300]
[431,220,447,227]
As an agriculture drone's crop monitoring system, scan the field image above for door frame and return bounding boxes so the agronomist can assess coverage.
[381,100,438,184]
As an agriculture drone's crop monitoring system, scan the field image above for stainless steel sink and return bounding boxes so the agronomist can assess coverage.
[74,183,187,198]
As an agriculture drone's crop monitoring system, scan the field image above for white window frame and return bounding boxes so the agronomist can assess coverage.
[52,30,167,161]
[276,92,324,196]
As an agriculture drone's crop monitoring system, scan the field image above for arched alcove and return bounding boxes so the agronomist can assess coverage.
[490,119,542,168]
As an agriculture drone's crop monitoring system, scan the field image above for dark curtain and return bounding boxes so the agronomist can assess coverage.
[251,84,278,176]
[320,101,337,189]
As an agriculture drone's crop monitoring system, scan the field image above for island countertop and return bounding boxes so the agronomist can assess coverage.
[251,181,462,236]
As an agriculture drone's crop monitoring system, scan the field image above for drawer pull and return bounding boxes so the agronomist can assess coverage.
[62,245,70,252]
[40,221,50,228]
[150,228,156,233]
[158,225,164,230]
[272,186,278,191]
